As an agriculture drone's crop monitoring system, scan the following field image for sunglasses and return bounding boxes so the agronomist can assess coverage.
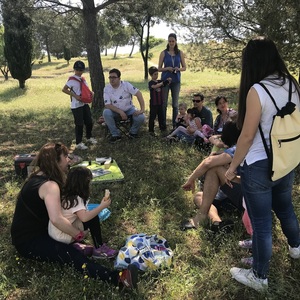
[192,100,202,103]
[108,76,119,79]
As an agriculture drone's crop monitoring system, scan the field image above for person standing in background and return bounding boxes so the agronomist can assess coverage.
[158,33,186,130]
[62,61,97,150]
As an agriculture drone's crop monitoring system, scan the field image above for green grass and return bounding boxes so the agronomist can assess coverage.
[0,50,300,300]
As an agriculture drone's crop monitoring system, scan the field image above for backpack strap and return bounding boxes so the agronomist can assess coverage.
[68,76,83,100]
[257,78,293,163]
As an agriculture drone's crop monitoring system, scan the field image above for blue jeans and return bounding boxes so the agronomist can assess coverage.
[241,159,299,279]
[103,107,145,137]
[162,82,180,128]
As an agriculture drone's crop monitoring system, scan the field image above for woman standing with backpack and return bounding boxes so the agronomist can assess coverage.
[225,37,300,291]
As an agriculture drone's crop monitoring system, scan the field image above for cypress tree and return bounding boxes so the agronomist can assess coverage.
[63,46,71,65]
[2,0,33,88]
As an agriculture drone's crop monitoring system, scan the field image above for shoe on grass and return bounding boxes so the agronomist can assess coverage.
[289,244,300,259]
[230,267,268,292]
[109,136,121,143]
[87,137,97,144]
[75,142,88,150]
[93,243,118,259]
[118,264,139,290]
[238,239,253,249]
[241,256,253,266]
[180,219,197,231]
[72,242,93,256]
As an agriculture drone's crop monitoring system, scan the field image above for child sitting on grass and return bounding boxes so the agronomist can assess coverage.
[166,107,211,143]
[174,102,188,128]
[48,166,117,259]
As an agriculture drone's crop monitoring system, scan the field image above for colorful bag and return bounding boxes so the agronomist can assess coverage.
[258,80,300,181]
[69,76,93,103]
[114,233,173,271]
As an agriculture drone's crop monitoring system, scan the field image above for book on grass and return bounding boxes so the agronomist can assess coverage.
[91,168,111,178]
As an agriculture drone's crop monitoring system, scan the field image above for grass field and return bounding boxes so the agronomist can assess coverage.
[0,45,300,300]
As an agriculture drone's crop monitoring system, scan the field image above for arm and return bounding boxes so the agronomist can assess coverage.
[151,81,165,89]
[178,51,186,72]
[39,181,81,238]
[62,84,81,101]
[209,135,226,148]
[133,90,145,116]
[225,87,261,183]
[182,152,232,192]
[75,197,111,223]
[158,51,173,72]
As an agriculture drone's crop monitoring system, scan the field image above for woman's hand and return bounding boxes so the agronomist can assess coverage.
[225,168,237,188]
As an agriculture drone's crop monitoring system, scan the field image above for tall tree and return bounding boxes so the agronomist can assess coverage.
[0,25,9,80]
[2,0,33,88]
[39,0,121,110]
[178,0,300,75]
[112,0,183,80]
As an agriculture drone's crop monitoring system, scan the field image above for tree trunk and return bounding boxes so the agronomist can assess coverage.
[19,79,25,89]
[113,45,118,58]
[45,36,51,63]
[143,18,151,80]
[82,6,105,111]
[129,39,135,57]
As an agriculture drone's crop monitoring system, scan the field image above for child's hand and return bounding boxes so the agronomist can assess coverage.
[100,196,111,209]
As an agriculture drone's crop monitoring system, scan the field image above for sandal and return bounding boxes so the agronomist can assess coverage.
[180,219,197,231]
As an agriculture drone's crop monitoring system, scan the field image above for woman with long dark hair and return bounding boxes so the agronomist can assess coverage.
[11,142,138,290]
[225,36,300,291]
[158,33,186,129]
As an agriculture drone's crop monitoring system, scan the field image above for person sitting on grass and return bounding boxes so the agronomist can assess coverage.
[48,166,117,259]
[11,142,138,290]
[103,68,145,143]
[181,121,242,231]
[166,107,211,143]
[174,102,188,128]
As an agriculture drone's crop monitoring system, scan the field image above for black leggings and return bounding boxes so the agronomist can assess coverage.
[15,235,119,283]
[83,216,103,248]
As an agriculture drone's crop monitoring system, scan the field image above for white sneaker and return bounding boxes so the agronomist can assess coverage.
[87,138,97,144]
[75,142,88,150]
[289,245,300,259]
[230,267,268,292]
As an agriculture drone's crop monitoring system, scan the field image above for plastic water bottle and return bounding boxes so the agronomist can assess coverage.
[98,208,111,221]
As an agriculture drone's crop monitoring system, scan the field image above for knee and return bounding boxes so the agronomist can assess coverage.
[103,109,114,120]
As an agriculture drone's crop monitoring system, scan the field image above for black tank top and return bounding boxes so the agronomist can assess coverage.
[11,175,50,246]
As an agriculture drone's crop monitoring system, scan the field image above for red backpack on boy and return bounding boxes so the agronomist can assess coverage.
[69,76,93,103]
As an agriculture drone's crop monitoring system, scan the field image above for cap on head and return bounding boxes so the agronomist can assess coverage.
[149,66,158,76]
[73,60,85,71]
